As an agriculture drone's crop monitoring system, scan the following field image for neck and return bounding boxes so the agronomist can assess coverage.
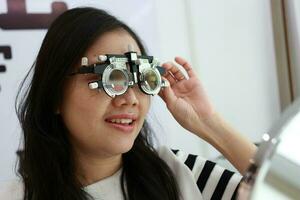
[74,150,122,187]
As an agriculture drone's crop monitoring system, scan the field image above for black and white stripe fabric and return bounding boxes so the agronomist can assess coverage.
[157,146,242,200]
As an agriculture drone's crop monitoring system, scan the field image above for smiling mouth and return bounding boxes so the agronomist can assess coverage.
[105,118,134,125]
[104,113,138,132]
[104,119,136,133]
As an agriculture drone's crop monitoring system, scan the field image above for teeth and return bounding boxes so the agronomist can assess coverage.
[109,119,133,124]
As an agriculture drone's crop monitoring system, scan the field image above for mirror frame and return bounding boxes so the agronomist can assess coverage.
[237,97,300,199]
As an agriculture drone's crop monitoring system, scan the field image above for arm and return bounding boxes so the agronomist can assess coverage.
[194,112,256,175]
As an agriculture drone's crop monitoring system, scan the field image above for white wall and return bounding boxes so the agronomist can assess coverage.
[0,0,281,181]
[151,0,281,158]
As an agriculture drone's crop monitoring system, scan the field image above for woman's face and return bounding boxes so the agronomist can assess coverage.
[60,29,150,158]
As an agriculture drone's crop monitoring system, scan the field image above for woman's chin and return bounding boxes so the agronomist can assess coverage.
[118,142,135,154]
[107,139,135,155]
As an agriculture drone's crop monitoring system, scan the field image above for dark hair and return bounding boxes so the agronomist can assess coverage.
[15,7,180,200]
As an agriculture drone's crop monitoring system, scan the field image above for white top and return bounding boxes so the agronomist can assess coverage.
[0,146,242,200]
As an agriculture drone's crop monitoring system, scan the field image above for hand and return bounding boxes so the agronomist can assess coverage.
[159,57,257,174]
[159,57,215,138]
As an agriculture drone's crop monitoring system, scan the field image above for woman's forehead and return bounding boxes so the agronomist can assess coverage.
[86,30,141,58]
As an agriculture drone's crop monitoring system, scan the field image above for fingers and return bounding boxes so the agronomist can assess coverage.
[162,62,177,86]
[161,57,196,86]
[162,61,187,85]
[174,56,197,78]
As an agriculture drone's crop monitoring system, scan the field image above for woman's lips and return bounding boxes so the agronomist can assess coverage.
[105,114,137,133]
[105,120,136,133]
[105,114,137,121]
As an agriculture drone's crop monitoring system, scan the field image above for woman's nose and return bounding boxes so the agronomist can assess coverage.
[112,87,139,107]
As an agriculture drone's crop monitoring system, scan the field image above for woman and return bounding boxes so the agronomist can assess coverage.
[0,7,256,200]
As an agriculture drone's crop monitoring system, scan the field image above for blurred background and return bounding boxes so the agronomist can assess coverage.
[0,0,299,192]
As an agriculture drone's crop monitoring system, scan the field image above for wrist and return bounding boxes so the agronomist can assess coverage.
[195,112,235,149]
[195,113,257,174]
[195,112,220,137]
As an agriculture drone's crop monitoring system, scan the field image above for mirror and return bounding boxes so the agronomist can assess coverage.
[237,98,300,199]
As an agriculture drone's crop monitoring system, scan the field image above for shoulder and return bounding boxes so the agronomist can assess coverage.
[0,179,24,200]
[156,146,242,200]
